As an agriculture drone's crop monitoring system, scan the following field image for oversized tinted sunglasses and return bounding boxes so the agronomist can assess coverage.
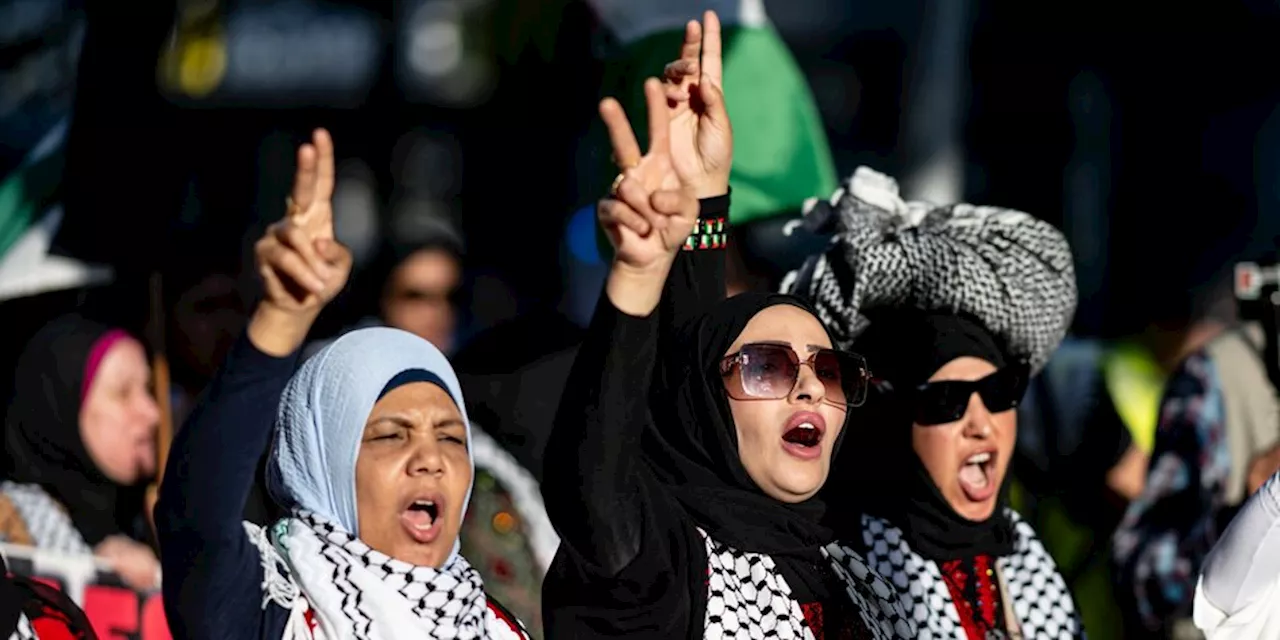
[719,343,870,407]
[911,362,1030,426]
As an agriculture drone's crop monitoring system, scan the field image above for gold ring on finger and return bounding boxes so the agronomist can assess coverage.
[610,173,627,197]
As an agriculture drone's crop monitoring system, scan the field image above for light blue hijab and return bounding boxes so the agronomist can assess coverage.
[266,327,474,560]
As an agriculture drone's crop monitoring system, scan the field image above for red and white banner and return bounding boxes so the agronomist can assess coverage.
[0,543,170,640]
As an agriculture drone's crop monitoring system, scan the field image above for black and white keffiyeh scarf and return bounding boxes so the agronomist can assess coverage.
[781,166,1076,373]
[828,510,1082,640]
[698,528,916,639]
[245,511,528,640]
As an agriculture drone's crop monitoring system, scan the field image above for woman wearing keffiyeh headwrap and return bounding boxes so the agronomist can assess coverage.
[156,129,528,640]
[783,167,1084,639]
[1,315,162,593]
[540,13,914,639]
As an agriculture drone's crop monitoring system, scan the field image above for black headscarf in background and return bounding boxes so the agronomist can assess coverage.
[2,315,147,548]
[643,292,855,624]
[832,309,1017,561]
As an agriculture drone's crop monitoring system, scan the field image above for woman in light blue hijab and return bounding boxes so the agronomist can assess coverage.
[156,129,529,640]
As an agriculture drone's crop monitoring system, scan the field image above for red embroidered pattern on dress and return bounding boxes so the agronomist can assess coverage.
[940,554,1002,640]
[800,602,825,639]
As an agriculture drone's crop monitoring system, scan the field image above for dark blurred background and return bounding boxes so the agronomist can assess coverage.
[3,0,1278,347]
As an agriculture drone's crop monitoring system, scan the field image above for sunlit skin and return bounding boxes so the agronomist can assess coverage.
[725,305,848,503]
[80,338,160,485]
[381,248,460,353]
[355,382,471,568]
[912,356,1017,521]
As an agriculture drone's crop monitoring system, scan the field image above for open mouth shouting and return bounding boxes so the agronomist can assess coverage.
[780,411,827,460]
[400,493,446,544]
[957,449,998,503]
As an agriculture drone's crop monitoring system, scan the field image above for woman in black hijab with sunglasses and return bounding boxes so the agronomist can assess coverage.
[784,167,1083,639]
[540,13,913,639]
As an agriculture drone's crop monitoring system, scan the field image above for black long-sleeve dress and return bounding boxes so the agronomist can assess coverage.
[539,195,914,639]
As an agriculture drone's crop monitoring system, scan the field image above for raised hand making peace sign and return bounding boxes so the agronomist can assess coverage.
[662,11,732,199]
[599,79,699,275]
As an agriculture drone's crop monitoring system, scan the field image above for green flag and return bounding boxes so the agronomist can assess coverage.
[588,0,836,224]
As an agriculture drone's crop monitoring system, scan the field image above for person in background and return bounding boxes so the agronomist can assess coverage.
[785,166,1084,638]
[348,225,464,354]
[0,316,161,592]
[1011,336,1152,639]
[1112,302,1280,638]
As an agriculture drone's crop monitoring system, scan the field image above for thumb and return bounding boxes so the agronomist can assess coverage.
[698,75,729,125]
[315,238,352,265]
[651,189,697,218]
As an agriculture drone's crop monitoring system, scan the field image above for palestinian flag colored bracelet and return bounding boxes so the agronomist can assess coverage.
[683,217,728,251]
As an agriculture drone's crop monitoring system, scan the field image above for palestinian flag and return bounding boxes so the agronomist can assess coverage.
[0,121,112,301]
[585,0,836,224]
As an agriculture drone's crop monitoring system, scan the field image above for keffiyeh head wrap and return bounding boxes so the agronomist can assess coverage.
[780,166,1077,373]
[266,326,474,561]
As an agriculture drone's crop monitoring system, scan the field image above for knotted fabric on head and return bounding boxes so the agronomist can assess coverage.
[644,292,852,596]
[3,315,144,547]
[266,326,474,561]
[781,167,1075,561]
[781,166,1077,373]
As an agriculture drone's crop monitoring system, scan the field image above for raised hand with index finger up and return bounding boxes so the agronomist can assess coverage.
[250,129,353,356]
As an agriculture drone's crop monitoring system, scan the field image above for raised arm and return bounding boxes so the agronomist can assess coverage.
[540,64,703,571]
[658,11,731,328]
[157,129,352,640]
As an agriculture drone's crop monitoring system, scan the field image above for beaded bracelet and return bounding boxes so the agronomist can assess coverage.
[683,217,728,251]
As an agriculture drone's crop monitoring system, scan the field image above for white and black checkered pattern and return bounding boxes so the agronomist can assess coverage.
[699,528,916,639]
[780,167,1076,373]
[6,612,35,640]
[244,512,528,639]
[828,511,1082,639]
[0,482,91,555]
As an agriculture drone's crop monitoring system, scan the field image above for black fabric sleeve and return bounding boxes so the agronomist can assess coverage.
[540,293,660,575]
[659,193,729,332]
[155,332,298,640]
[539,196,729,638]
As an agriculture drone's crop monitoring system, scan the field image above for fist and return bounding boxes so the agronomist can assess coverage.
[255,223,352,317]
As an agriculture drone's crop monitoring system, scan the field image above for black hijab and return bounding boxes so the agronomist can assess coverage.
[3,315,148,547]
[833,310,1016,561]
[645,292,853,603]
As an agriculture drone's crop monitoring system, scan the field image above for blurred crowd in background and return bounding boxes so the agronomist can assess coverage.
[4,1,1280,639]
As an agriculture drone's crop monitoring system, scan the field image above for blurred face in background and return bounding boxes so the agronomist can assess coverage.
[381,248,461,353]
[173,273,248,385]
[80,337,160,485]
